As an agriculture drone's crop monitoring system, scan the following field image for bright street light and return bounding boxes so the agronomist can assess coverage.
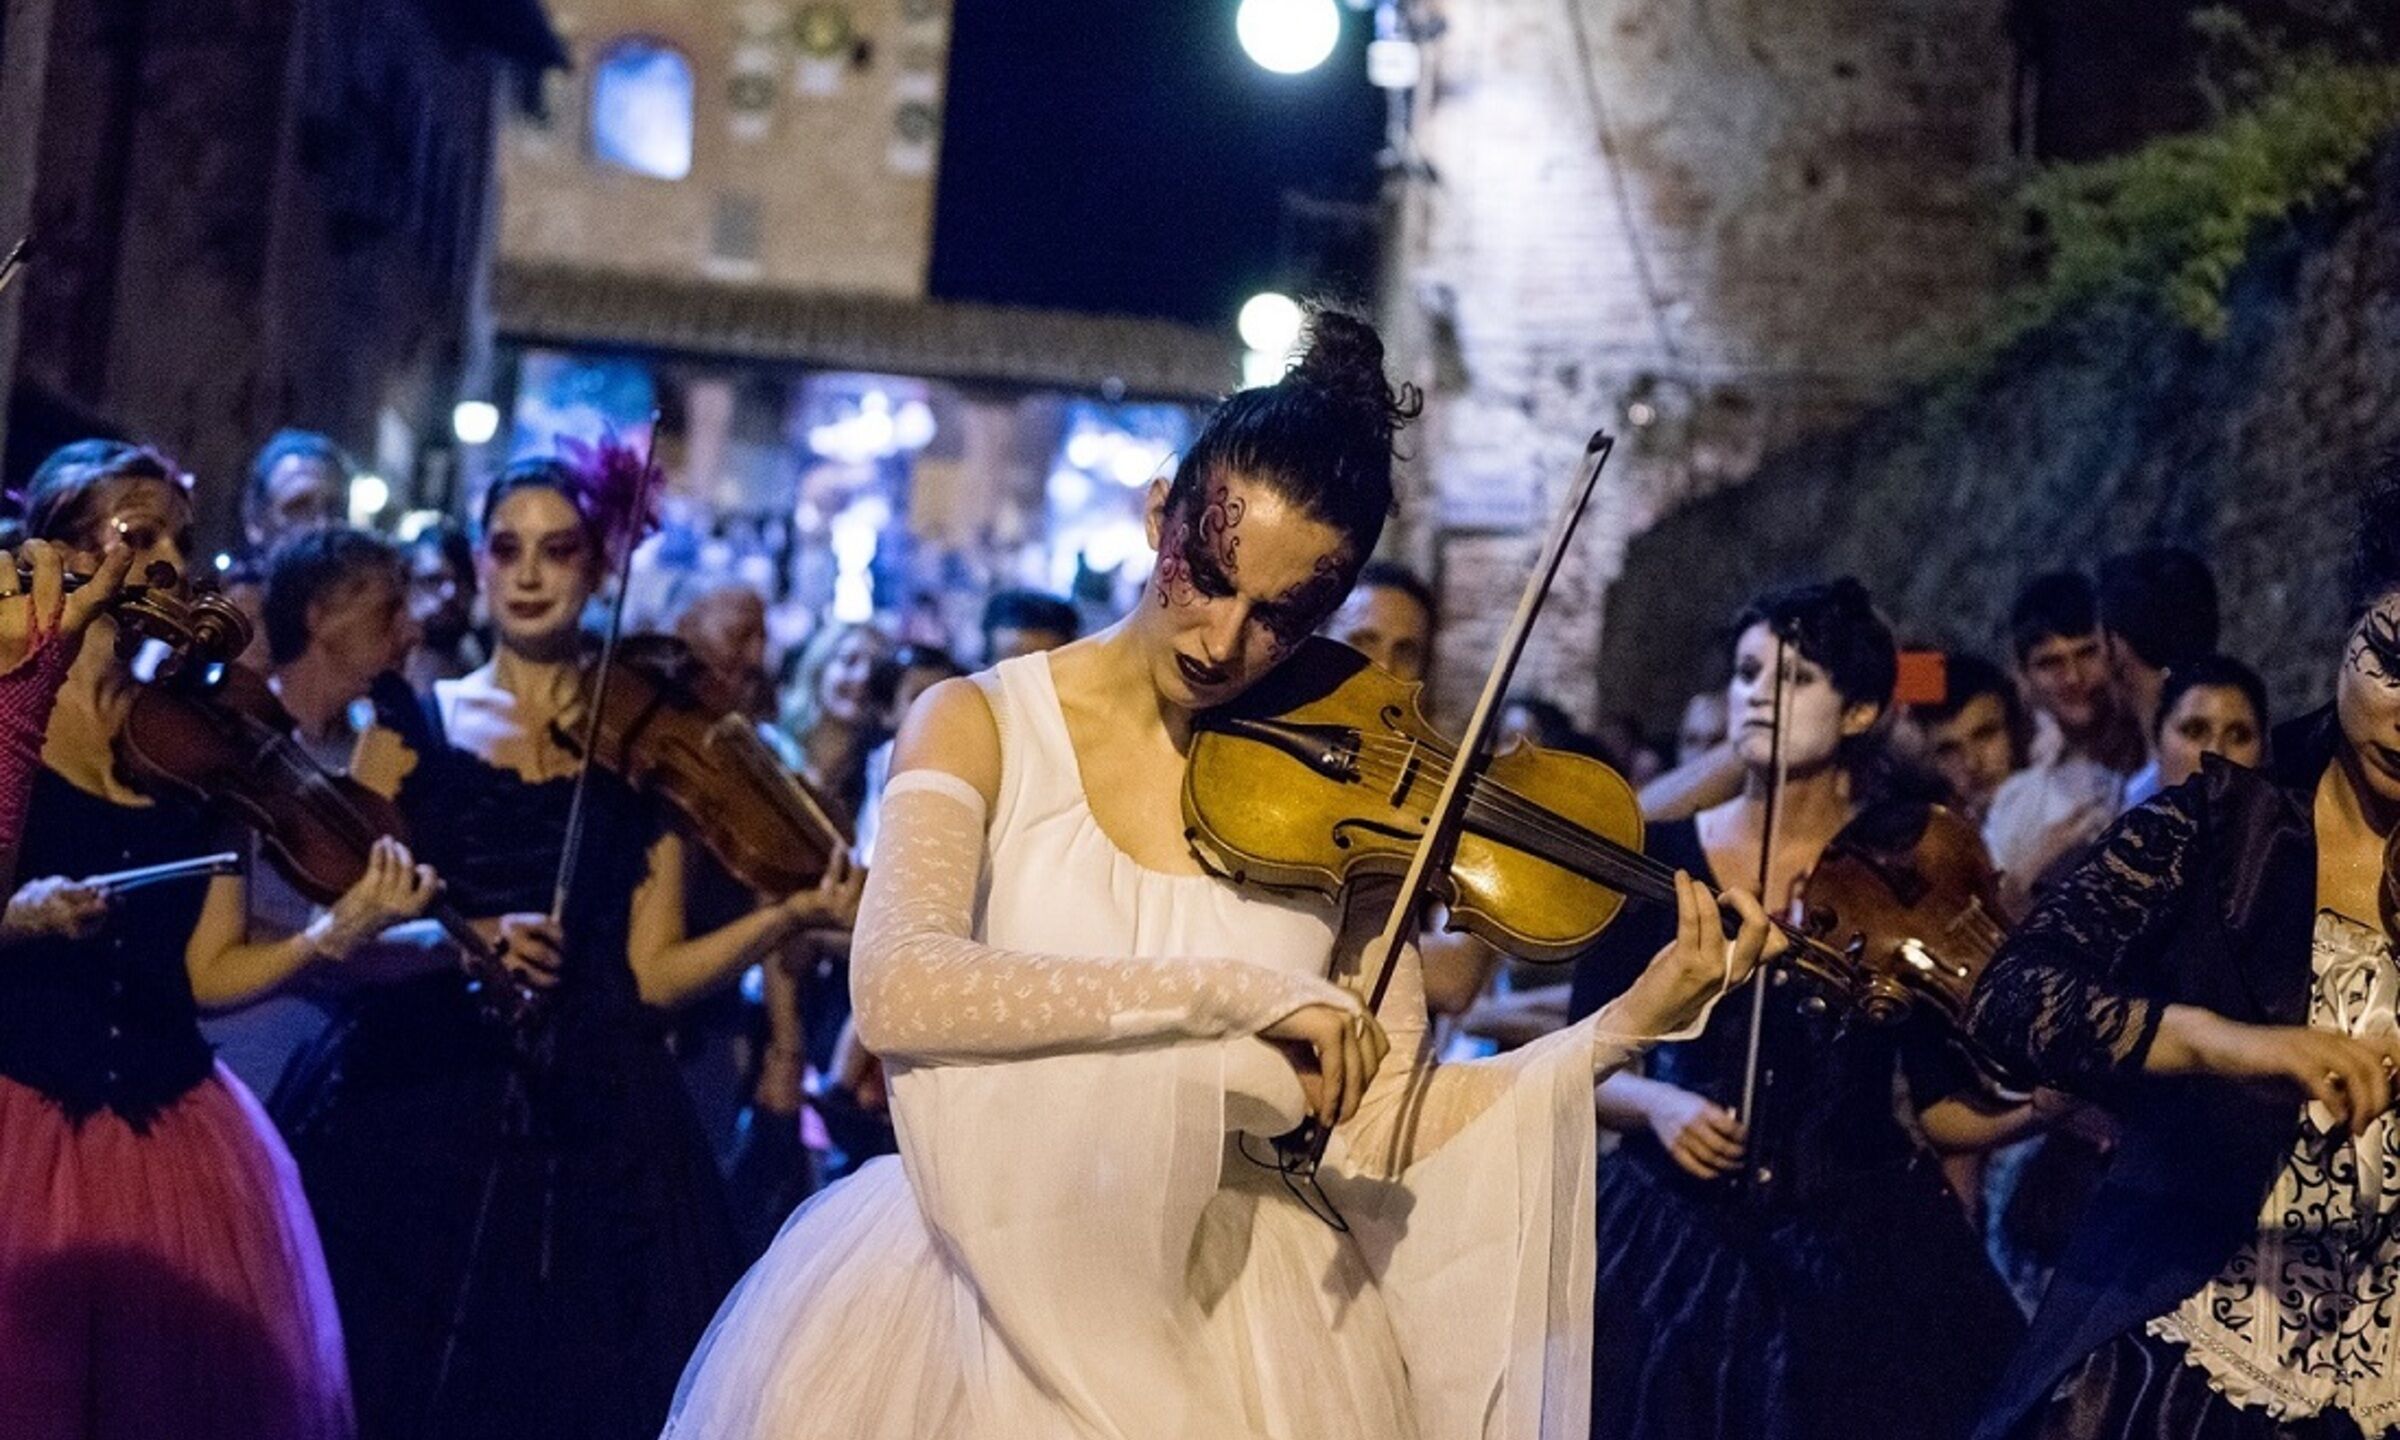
[1237,0,1340,75]
[349,473,391,526]
[451,400,501,445]
[1238,291,1305,356]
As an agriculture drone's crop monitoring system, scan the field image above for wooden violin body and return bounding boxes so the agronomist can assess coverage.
[557,635,852,896]
[1798,803,2008,1030]
[1185,637,1637,962]
[116,658,538,1028]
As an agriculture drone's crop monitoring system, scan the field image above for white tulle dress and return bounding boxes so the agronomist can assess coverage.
[663,653,1663,1440]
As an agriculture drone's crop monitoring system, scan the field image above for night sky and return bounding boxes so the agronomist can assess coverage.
[929,0,1388,330]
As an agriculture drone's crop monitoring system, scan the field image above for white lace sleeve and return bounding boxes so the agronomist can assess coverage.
[850,770,1361,1065]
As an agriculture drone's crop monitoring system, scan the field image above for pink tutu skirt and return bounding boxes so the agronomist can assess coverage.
[0,1064,352,1440]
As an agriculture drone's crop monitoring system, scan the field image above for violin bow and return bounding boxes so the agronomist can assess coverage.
[1294,430,1616,1176]
[548,413,663,927]
[84,851,244,898]
[0,236,28,297]
[1733,626,1795,1149]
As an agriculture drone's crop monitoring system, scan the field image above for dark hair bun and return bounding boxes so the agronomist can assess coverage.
[1292,306,1421,450]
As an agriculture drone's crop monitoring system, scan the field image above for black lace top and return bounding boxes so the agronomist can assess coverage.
[1962,788,2194,1094]
[1570,816,1976,1211]
[0,769,217,1126]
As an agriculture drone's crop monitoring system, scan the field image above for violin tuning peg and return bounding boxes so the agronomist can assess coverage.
[1799,995,1829,1018]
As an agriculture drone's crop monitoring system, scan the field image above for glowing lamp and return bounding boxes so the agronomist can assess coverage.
[1238,0,1340,75]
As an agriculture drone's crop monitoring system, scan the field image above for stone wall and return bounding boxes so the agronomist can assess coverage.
[1594,143,2400,729]
[499,0,948,298]
[1381,0,2016,727]
[9,0,533,539]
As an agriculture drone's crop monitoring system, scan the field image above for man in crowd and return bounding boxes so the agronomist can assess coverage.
[403,520,485,689]
[246,430,353,553]
[1983,572,2142,918]
[227,430,356,667]
[1911,651,2028,824]
[1322,560,1436,682]
[203,527,420,1100]
[2097,544,2220,806]
[980,589,1079,664]
[675,581,775,719]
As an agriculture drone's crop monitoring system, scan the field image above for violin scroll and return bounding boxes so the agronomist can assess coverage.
[42,559,255,681]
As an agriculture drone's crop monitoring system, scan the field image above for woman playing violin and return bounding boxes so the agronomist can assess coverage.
[1568,578,2025,1440]
[1963,465,2400,1439]
[663,309,1773,1440]
[277,453,862,1440]
[0,440,439,1440]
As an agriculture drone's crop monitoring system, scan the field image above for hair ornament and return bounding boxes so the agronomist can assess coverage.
[555,431,664,566]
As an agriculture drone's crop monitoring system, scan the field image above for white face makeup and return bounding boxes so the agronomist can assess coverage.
[1725,621,1875,776]
[479,487,596,653]
[2337,594,2400,807]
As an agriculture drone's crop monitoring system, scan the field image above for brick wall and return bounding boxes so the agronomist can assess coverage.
[10,0,516,540]
[1381,0,2014,727]
[500,0,948,298]
[1596,143,2400,730]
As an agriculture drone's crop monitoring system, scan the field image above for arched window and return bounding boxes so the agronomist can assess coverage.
[590,38,695,180]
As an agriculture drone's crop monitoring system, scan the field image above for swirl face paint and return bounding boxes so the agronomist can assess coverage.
[2349,603,2400,691]
[2337,595,2400,806]
[1149,476,1358,697]
[1154,484,1246,611]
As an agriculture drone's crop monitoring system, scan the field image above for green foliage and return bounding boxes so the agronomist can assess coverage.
[1983,61,2400,360]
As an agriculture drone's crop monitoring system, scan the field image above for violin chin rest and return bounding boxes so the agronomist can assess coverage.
[1223,1036,1311,1139]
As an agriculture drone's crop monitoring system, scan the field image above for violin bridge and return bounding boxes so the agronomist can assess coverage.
[1387,737,1420,808]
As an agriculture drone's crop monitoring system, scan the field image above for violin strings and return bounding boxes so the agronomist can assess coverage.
[1340,730,1859,943]
[1329,741,1852,966]
[1335,739,1685,895]
[1340,732,1676,877]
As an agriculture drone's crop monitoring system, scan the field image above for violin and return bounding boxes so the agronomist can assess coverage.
[1181,636,1954,1029]
[115,655,541,1029]
[1797,803,2008,1031]
[550,634,854,896]
[43,560,253,684]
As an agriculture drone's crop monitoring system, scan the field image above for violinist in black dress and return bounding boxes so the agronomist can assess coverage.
[277,455,859,1440]
[1570,579,2027,1440]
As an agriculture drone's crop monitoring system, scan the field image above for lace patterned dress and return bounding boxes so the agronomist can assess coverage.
[2145,912,2400,1426]
[276,686,742,1440]
[665,652,1663,1440]
[1966,734,2400,1440]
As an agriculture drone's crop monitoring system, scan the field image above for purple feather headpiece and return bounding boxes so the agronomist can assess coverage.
[555,432,663,567]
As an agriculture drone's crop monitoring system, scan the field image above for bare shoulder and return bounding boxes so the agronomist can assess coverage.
[349,719,420,800]
[890,675,1002,807]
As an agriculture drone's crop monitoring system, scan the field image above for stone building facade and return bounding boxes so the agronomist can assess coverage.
[0,0,559,541]
[496,0,948,298]
[483,0,1236,637]
[1379,0,2017,725]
